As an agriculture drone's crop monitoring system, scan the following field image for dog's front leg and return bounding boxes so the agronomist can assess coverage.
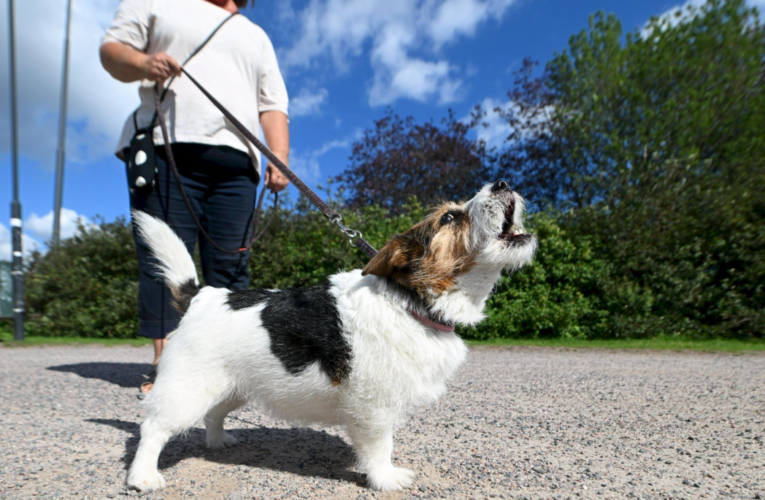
[346,411,415,491]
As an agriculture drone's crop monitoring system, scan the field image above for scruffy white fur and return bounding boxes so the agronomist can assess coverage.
[127,183,536,492]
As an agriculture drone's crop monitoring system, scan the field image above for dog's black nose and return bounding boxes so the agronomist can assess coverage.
[491,180,511,193]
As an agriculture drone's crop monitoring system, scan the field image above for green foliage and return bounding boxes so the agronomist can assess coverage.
[20,0,764,340]
[248,194,428,289]
[0,319,12,338]
[558,0,765,338]
[22,197,430,338]
[494,0,764,339]
[462,213,610,340]
[24,217,140,338]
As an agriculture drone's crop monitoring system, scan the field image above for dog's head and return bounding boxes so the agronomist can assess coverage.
[362,181,537,323]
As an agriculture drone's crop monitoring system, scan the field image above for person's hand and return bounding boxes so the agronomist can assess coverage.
[141,52,182,83]
[264,163,289,193]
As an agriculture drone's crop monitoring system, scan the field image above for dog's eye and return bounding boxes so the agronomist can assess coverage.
[440,213,455,226]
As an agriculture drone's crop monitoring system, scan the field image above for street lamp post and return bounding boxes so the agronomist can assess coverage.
[53,0,73,247]
[7,0,24,340]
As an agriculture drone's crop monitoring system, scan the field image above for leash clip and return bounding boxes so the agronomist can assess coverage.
[329,214,363,246]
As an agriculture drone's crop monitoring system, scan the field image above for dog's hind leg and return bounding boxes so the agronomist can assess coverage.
[204,396,245,449]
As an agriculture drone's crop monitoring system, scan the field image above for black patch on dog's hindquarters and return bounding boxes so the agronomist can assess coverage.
[225,282,351,384]
[173,279,200,314]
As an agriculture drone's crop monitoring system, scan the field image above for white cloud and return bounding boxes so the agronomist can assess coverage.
[429,0,515,48]
[643,0,705,35]
[289,150,321,185]
[280,0,518,106]
[290,88,329,117]
[369,55,460,106]
[472,98,513,150]
[25,208,92,243]
[467,96,555,150]
[0,207,93,261]
[0,0,139,169]
[645,0,765,36]
[0,223,39,261]
[289,133,359,184]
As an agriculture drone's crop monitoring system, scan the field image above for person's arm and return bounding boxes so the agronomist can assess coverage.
[100,42,181,83]
[260,110,290,193]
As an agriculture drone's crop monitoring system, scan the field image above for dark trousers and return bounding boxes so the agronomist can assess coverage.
[128,143,260,339]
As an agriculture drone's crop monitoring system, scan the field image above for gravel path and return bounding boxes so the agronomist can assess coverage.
[0,345,763,500]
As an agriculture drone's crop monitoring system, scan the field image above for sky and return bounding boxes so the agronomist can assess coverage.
[0,0,763,259]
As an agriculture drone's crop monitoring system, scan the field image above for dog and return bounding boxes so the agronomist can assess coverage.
[127,180,536,492]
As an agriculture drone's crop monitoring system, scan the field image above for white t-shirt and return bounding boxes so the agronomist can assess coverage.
[102,0,289,175]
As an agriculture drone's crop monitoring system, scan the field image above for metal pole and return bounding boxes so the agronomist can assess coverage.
[7,0,24,340]
[53,0,73,247]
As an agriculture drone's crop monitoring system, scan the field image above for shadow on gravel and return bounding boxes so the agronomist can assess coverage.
[88,418,364,486]
[47,362,152,388]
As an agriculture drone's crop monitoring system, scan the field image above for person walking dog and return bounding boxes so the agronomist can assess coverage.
[100,0,289,396]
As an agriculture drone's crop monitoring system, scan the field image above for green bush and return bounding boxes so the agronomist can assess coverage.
[20,202,761,340]
[25,217,139,338]
[462,212,611,340]
[22,198,429,338]
[248,195,428,289]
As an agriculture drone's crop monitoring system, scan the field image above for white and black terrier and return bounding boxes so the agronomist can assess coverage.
[127,180,537,492]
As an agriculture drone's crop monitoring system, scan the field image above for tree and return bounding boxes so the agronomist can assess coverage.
[24,217,140,338]
[337,109,493,213]
[490,0,765,337]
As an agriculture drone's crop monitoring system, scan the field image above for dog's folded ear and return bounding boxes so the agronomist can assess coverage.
[362,235,418,278]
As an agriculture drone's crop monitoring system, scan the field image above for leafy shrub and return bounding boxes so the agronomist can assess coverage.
[461,212,611,340]
[22,198,430,338]
[248,195,428,289]
[25,217,140,338]
[22,202,761,340]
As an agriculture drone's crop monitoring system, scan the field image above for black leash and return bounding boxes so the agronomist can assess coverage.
[155,69,379,258]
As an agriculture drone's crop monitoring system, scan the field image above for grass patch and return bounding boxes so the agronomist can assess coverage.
[467,337,765,352]
[1,324,762,352]
[0,331,152,348]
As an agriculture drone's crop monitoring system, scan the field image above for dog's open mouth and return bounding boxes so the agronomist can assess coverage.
[499,205,531,245]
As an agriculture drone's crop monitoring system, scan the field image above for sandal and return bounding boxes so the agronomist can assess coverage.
[137,364,158,400]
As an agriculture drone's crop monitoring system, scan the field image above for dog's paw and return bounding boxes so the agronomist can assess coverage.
[366,466,415,491]
[127,467,166,492]
[206,431,238,450]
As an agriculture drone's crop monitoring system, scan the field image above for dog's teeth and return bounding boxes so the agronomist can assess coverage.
[512,231,521,236]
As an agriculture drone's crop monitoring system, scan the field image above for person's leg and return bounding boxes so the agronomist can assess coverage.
[152,339,168,365]
[196,146,260,290]
[129,144,206,393]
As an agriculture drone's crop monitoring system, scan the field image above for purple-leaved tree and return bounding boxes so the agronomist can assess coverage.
[337,110,493,214]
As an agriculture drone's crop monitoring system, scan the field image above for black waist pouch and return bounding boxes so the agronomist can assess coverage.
[127,127,157,194]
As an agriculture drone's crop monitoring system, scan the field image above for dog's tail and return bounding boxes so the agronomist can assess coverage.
[132,211,200,314]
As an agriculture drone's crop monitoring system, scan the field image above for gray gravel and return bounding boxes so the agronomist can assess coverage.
[0,344,763,500]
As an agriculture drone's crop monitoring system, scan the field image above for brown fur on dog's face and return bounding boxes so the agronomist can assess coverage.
[362,202,475,295]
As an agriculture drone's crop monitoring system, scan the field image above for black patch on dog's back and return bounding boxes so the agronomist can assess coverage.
[226,288,273,310]
[226,282,351,384]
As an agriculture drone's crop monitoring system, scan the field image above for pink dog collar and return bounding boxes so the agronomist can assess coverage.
[408,308,456,333]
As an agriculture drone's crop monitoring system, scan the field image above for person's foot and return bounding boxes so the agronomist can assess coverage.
[138,365,158,399]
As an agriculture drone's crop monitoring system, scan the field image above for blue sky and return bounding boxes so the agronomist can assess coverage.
[1,0,761,258]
